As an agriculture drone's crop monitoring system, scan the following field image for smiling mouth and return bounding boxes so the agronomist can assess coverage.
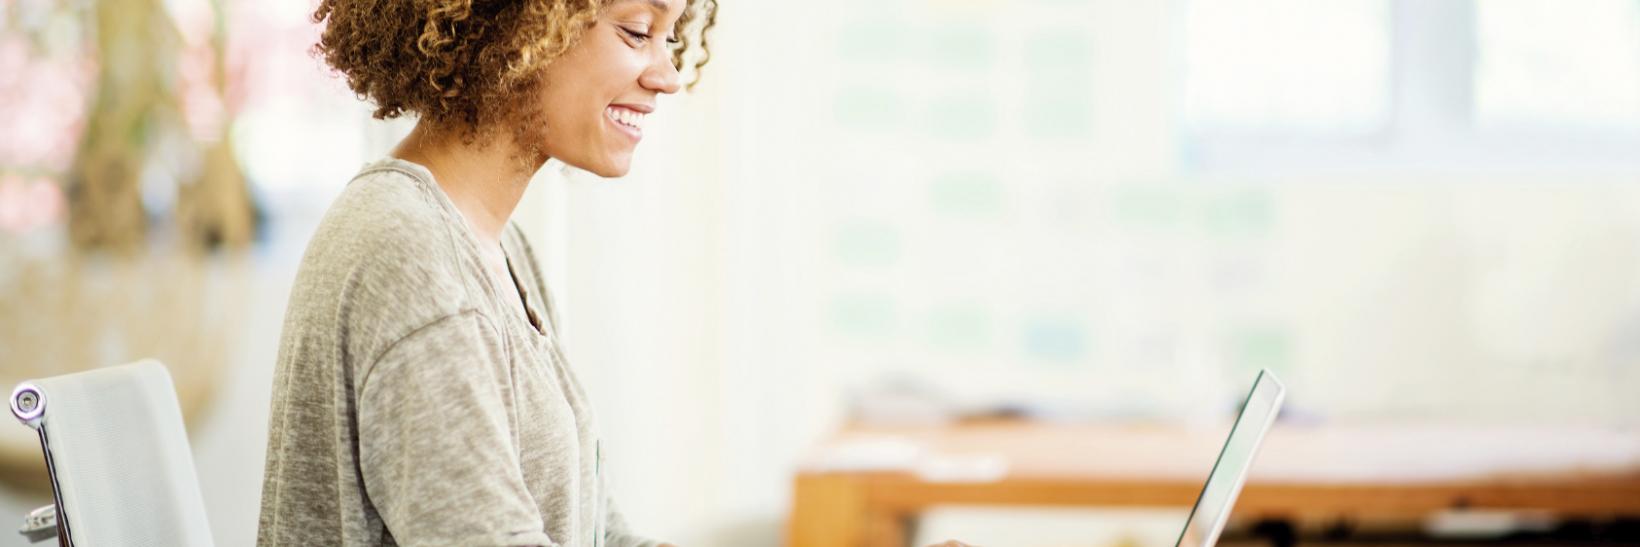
[606,105,647,141]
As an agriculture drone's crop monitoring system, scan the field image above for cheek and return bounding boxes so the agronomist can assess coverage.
[527,83,595,143]
[577,41,654,95]
[538,76,611,132]
[527,38,650,156]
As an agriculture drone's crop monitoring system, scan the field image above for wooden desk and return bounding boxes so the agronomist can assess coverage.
[786,421,1640,547]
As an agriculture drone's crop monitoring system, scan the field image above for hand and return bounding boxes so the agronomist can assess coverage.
[925,541,975,547]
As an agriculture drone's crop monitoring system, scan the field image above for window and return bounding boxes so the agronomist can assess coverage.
[1474,0,1640,129]
[1183,0,1390,133]
[1182,0,1640,172]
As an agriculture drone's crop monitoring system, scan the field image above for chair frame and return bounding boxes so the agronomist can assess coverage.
[12,382,74,546]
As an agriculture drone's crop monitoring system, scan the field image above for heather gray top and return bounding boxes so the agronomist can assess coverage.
[258,158,654,547]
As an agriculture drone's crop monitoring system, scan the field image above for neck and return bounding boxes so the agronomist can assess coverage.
[390,121,544,248]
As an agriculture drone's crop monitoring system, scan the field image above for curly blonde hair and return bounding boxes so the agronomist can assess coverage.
[313,0,717,131]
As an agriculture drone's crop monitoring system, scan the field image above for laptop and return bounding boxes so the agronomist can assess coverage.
[1175,368,1287,547]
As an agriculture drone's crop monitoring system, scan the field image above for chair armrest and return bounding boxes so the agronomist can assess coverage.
[18,504,58,544]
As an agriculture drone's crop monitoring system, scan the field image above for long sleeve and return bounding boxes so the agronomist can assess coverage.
[357,311,557,547]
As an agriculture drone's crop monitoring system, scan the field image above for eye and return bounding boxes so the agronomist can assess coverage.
[618,26,652,46]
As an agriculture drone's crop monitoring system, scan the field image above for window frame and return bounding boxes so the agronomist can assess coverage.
[1182,0,1640,174]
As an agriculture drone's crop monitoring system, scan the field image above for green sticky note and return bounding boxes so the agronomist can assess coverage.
[834,88,905,130]
[926,25,995,70]
[1022,29,1093,138]
[828,293,897,341]
[928,304,994,350]
[1200,189,1273,236]
[833,221,901,266]
[923,93,997,139]
[1023,30,1091,70]
[1231,327,1290,375]
[836,22,906,63]
[1113,186,1185,229]
[1023,92,1093,138]
[930,172,1004,217]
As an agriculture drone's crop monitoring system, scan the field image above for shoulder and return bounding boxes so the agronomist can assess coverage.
[324,164,461,255]
[285,163,491,363]
[314,165,470,292]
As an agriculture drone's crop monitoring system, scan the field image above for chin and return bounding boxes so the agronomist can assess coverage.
[557,155,632,178]
[587,161,631,178]
[590,153,635,178]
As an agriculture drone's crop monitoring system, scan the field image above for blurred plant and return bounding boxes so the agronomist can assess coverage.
[172,0,258,249]
[0,0,257,491]
[1,0,259,252]
[0,0,90,237]
[63,0,176,251]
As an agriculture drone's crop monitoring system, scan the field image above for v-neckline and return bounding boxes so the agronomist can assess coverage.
[500,238,547,337]
[373,157,547,338]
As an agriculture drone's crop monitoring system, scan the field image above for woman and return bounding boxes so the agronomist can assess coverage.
[256,0,970,544]
[257,0,711,544]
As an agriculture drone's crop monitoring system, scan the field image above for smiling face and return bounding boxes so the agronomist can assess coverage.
[522,0,686,178]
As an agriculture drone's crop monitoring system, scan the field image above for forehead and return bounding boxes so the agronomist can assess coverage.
[606,0,686,18]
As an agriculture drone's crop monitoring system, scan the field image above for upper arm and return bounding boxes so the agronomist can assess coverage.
[357,311,555,547]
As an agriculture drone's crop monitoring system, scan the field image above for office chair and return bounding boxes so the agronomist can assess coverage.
[10,359,214,546]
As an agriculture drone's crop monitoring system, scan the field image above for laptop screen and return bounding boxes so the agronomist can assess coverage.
[1176,369,1287,547]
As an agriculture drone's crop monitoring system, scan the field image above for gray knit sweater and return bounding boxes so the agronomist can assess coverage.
[257,158,654,547]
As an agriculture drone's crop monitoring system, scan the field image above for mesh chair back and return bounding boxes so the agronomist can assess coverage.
[11,360,214,547]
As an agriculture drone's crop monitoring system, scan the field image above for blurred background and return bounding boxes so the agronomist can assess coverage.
[3,0,1640,545]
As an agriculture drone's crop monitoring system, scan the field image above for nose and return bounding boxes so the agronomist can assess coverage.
[641,51,683,95]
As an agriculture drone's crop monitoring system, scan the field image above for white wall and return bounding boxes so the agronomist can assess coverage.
[2,2,1636,546]
[529,1,1640,545]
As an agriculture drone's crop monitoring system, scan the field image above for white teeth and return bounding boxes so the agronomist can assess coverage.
[608,106,646,130]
